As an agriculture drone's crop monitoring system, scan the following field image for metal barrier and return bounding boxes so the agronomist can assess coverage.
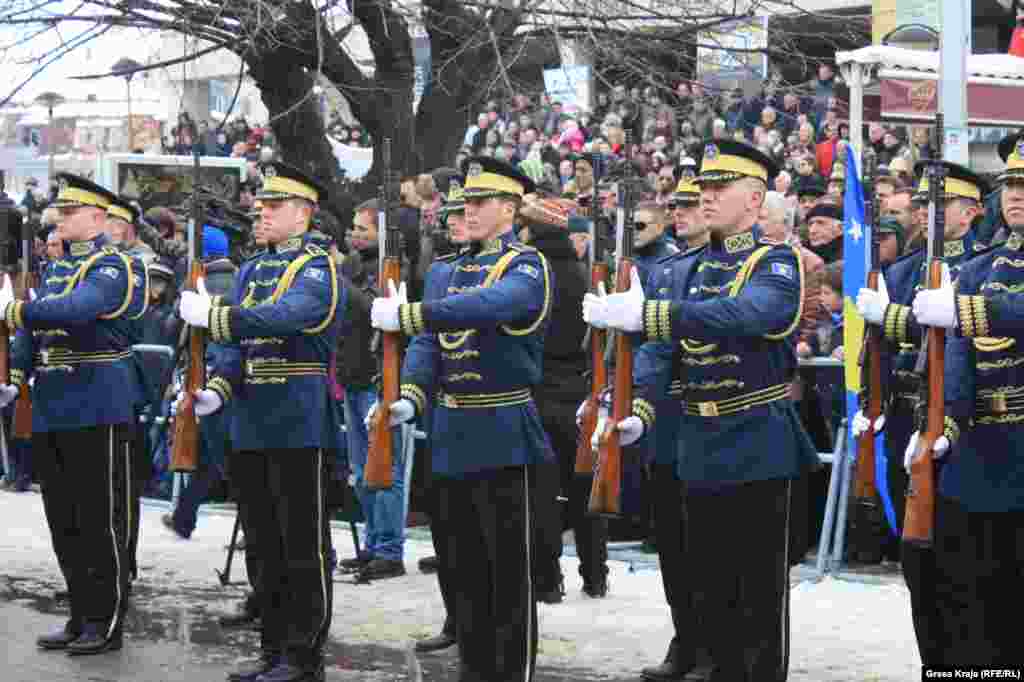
[797,356,855,577]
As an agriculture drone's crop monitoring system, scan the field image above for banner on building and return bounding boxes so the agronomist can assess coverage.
[543,65,592,113]
[880,78,1024,127]
[696,16,768,85]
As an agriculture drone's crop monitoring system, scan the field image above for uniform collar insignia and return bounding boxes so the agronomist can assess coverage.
[1007,232,1024,252]
[69,240,96,257]
[277,236,303,253]
[723,230,756,254]
[944,239,965,259]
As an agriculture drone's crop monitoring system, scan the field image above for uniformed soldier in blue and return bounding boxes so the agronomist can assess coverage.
[583,139,819,682]
[369,156,553,682]
[104,194,152,586]
[853,159,988,668]
[910,132,1024,667]
[0,173,148,655]
[667,175,706,250]
[177,161,345,682]
[412,178,468,657]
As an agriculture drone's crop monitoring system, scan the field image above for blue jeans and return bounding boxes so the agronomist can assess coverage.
[172,409,229,537]
[343,387,408,561]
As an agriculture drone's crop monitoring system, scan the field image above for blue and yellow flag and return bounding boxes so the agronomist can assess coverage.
[842,145,896,532]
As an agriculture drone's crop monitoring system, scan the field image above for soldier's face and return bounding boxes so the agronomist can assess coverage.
[57,205,105,242]
[700,180,758,236]
[107,217,130,244]
[672,204,705,241]
[464,196,514,241]
[447,212,469,244]
[1003,182,1024,229]
[260,199,312,244]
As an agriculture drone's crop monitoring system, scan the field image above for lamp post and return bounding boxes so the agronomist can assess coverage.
[33,92,65,185]
[112,58,143,152]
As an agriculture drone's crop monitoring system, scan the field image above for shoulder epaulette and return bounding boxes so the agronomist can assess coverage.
[101,245,120,256]
[305,243,327,257]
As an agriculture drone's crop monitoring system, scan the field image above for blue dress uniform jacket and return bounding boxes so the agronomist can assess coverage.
[939,232,1024,512]
[398,230,554,478]
[207,234,345,452]
[636,248,692,467]
[9,234,148,431]
[634,234,680,294]
[636,227,819,489]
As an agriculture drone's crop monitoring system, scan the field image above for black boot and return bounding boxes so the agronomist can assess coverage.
[228,652,279,682]
[535,574,564,604]
[417,555,440,574]
[36,620,82,650]
[255,654,324,682]
[66,623,123,656]
[640,638,695,681]
[582,573,608,598]
[355,558,406,583]
[414,630,457,653]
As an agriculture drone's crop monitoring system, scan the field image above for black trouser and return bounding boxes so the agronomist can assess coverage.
[34,424,131,635]
[429,473,456,636]
[232,448,332,662]
[651,463,703,666]
[126,421,150,581]
[226,450,263,611]
[537,396,608,585]
[934,496,1024,666]
[438,466,538,682]
[688,478,791,682]
[884,415,943,665]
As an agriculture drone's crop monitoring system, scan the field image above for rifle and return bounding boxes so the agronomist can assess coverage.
[11,193,35,440]
[903,114,945,547]
[590,135,639,516]
[576,155,609,475]
[366,138,400,490]
[170,131,206,473]
[852,149,881,504]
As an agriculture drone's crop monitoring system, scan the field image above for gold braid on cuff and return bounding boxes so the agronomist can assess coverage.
[632,398,656,431]
[400,383,427,415]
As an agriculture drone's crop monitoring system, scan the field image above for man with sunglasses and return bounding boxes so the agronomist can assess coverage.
[667,175,707,250]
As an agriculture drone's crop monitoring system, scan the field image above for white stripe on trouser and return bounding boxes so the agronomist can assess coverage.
[780,480,791,674]
[124,442,131,553]
[523,466,533,682]
[313,448,328,647]
[107,426,122,639]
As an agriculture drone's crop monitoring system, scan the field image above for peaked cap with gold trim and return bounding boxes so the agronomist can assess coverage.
[912,160,988,202]
[52,172,116,210]
[460,156,536,199]
[107,195,140,225]
[671,177,701,205]
[997,131,1024,183]
[439,175,465,215]
[695,139,778,186]
[256,161,328,204]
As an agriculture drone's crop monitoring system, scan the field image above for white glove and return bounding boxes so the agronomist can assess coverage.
[370,280,407,332]
[582,282,609,329]
[912,264,956,329]
[365,398,415,429]
[590,414,645,450]
[602,268,645,332]
[180,277,212,328]
[171,388,223,417]
[0,274,13,317]
[904,431,950,473]
[856,275,889,325]
[851,410,886,438]
[0,384,18,408]
[576,399,588,427]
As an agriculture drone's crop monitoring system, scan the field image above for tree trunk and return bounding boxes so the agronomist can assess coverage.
[246,55,353,231]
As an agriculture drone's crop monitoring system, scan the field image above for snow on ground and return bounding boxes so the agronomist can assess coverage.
[0,490,921,680]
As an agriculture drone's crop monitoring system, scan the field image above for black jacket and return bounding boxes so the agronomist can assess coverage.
[336,249,378,389]
[528,223,588,404]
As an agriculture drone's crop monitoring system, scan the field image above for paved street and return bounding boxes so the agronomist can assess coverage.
[0,489,920,681]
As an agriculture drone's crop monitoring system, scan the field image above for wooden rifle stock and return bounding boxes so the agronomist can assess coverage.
[11,216,35,440]
[903,117,944,547]
[170,259,206,472]
[589,259,633,516]
[853,150,880,501]
[366,257,401,490]
[366,138,399,490]
[575,260,609,474]
[902,260,943,546]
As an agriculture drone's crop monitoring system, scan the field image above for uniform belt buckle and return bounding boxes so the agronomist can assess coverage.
[698,401,719,417]
[989,394,1008,414]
